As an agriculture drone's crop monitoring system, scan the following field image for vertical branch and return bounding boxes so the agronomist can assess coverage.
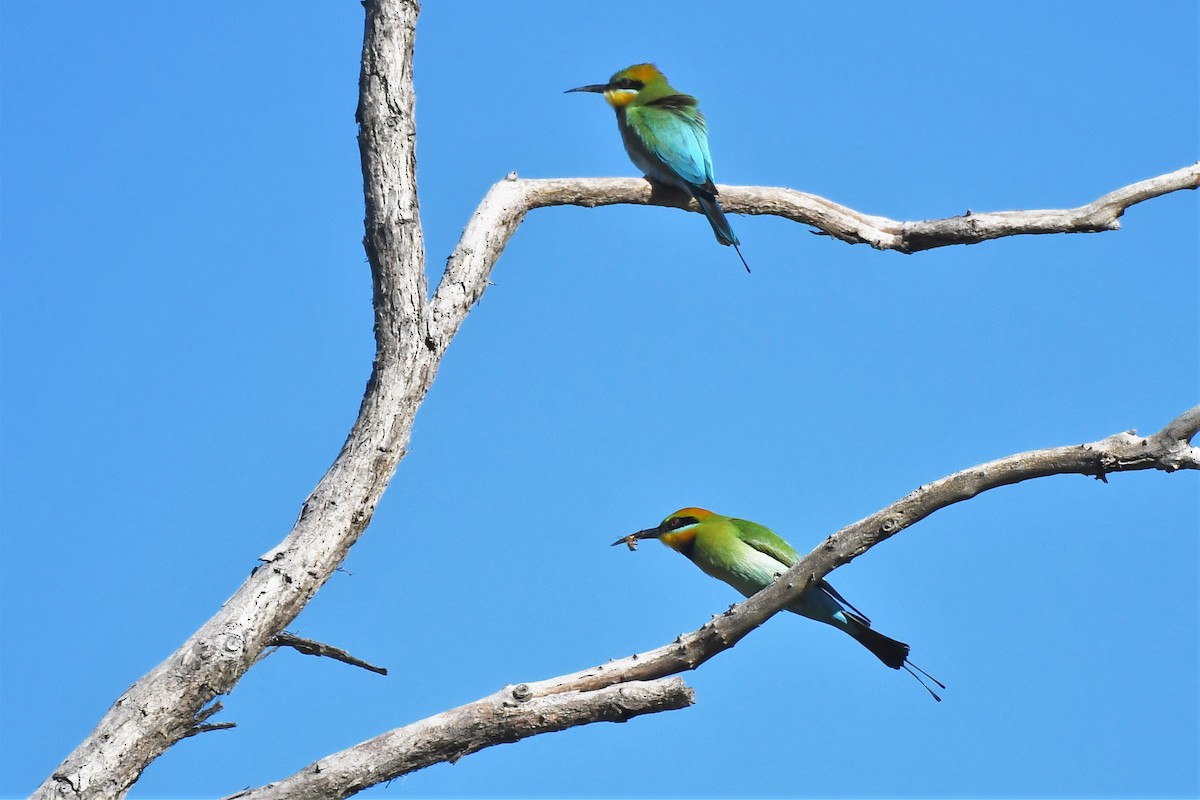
[358,0,428,366]
[32,2,431,798]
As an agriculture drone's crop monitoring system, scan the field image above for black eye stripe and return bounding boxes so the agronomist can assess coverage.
[666,515,700,530]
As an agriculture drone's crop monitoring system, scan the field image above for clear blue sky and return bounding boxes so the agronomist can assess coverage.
[2,2,1197,798]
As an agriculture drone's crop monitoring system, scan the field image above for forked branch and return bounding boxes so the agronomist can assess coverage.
[30,0,1198,795]
[225,406,1200,799]
[31,3,429,797]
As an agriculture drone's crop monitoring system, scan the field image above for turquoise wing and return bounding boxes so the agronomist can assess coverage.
[625,100,714,190]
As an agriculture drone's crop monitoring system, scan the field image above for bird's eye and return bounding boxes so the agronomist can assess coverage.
[614,78,642,90]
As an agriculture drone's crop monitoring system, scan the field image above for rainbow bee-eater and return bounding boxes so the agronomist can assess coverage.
[567,64,750,272]
[613,507,943,700]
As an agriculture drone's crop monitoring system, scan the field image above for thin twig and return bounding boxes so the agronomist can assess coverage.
[183,723,237,739]
[271,633,388,676]
[182,702,237,739]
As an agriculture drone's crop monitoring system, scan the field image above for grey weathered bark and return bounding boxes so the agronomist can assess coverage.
[429,164,1198,320]
[223,679,695,800]
[269,633,389,676]
[33,3,433,798]
[222,407,1200,800]
[32,0,1198,798]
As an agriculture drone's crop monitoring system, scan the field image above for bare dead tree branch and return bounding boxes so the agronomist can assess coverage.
[522,406,1200,697]
[429,164,1198,328]
[221,406,1199,799]
[573,165,1200,252]
[1160,405,1200,442]
[220,678,693,800]
[526,405,1200,698]
[32,0,1197,796]
[270,633,389,676]
[32,3,431,797]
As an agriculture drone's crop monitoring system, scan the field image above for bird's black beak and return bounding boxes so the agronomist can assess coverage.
[565,83,609,94]
[610,525,663,547]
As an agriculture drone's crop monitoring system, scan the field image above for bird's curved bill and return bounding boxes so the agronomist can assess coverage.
[610,527,661,547]
[565,83,608,94]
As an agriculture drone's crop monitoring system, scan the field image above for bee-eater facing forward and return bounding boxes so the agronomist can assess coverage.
[614,507,943,700]
[567,64,750,272]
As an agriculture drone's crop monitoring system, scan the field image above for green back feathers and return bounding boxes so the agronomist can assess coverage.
[730,518,802,568]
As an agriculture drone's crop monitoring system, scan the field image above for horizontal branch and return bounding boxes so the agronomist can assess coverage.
[427,163,1198,343]
[526,163,1198,253]
[222,678,694,800]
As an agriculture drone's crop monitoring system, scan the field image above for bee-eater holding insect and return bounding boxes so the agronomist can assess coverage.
[613,507,944,701]
[567,64,750,273]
